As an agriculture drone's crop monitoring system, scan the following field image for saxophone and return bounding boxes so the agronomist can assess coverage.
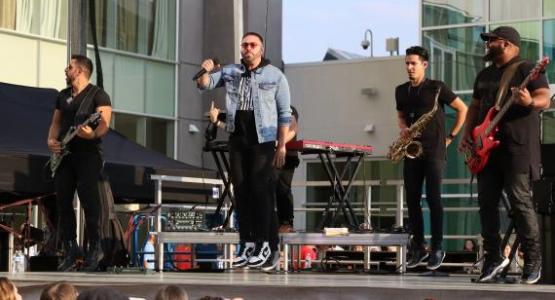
[387,87,441,162]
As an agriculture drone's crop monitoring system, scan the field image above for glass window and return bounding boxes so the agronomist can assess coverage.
[114,55,145,113]
[491,22,541,62]
[545,0,555,17]
[89,0,176,60]
[113,112,141,143]
[0,0,67,39]
[423,26,485,91]
[146,117,174,157]
[543,20,555,82]
[145,61,175,117]
[422,0,486,27]
[489,0,540,21]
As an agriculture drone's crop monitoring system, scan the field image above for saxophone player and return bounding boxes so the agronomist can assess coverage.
[394,46,467,270]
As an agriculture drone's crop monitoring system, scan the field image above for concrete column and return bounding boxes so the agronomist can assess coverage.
[68,0,88,58]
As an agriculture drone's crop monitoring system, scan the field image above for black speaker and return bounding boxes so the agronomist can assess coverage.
[539,214,555,284]
[533,178,555,215]
[0,228,8,271]
[28,255,62,271]
[541,144,555,177]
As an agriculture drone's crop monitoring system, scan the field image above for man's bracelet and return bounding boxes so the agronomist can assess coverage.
[448,133,456,139]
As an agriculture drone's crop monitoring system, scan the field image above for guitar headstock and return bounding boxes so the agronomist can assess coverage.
[529,56,550,80]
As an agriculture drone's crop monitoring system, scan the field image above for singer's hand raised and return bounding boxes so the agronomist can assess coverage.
[209,101,220,124]
[201,59,215,73]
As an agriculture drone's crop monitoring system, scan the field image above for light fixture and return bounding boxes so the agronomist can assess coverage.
[386,37,399,56]
[361,29,374,57]
[188,124,200,134]
[361,87,378,97]
[364,124,375,133]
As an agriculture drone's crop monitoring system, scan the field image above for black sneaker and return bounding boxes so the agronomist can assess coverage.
[427,249,445,270]
[247,242,271,268]
[406,249,429,269]
[232,242,255,268]
[260,251,280,272]
[478,256,509,283]
[522,263,541,284]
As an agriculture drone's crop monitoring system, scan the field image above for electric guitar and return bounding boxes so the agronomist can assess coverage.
[465,56,549,174]
[48,112,102,178]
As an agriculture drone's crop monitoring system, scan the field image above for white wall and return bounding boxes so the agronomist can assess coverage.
[285,56,407,158]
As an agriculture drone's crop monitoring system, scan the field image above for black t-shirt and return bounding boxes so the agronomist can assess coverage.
[55,84,111,152]
[395,79,457,160]
[472,56,549,178]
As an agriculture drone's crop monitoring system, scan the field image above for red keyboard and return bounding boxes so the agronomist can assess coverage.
[287,139,373,155]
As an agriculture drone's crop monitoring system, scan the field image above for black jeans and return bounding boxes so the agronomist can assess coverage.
[54,151,102,242]
[276,165,295,225]
[229,138,278,250]
[403,158,444,250]
[477,153,541,263]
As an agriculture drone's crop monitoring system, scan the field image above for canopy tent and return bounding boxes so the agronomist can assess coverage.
[0,82,216,204]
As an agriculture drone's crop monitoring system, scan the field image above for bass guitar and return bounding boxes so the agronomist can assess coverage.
[48,112,102,178]
[465,57,549,174]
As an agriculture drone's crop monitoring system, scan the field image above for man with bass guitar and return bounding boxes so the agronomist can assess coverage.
[459,26,551,284]
[47,55,112,272]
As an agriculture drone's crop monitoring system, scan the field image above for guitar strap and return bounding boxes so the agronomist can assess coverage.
[494,60,525,109]
[75,84,101,124]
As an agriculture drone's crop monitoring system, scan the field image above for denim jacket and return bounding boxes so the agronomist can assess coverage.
[200,62,291,143]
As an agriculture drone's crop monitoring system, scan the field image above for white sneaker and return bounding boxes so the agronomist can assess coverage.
[232,242,255,268]
[260,251,280,272]
[247,242,271,268]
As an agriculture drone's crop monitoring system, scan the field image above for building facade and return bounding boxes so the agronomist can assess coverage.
[0,0,283,170]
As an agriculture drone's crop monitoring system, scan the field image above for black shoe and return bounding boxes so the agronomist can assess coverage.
[82,240,104,272]
[427,249,445,270]
[522,263,541,284]
[232,242,255,268]
[260,250,280,272]
[478,256,509,283]
[406,249,429,269]
[57,240,80,271]
[247,241,271,268]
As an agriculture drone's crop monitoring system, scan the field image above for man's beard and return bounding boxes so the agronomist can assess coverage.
[65,76,71,86]
[483,45,504,62]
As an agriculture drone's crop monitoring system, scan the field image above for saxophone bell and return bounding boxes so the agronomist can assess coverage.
[403,141,423,159]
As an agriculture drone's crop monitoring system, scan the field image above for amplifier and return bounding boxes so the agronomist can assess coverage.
[533,178,555,215]
[29,255,62,271]
[164,209,206,232]
[541,144,555,177]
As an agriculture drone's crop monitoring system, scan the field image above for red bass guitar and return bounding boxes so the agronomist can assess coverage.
[465,56,549,174]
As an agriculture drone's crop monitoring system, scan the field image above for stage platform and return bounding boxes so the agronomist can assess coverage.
[4,270,555,300]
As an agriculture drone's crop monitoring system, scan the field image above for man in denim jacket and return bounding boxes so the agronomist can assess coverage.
[197,32,291,272]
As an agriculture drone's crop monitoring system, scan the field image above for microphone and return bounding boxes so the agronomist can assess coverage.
[192,58,220,81]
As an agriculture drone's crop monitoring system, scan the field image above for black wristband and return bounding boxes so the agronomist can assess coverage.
[448,133,456,139]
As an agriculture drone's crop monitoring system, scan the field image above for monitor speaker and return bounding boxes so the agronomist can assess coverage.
[541,144,555,177]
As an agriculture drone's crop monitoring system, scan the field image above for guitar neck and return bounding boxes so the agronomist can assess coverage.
[61,114,98,145]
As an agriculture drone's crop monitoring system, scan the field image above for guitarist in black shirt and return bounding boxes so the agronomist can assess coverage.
[459,26,551,284]
[47,55,112,272]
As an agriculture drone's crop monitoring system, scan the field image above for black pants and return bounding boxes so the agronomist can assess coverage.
[229,139,278,250]
[54,151,102,242]
[403,158,444,250]
[276,165,295,225]
[477,154,541,263]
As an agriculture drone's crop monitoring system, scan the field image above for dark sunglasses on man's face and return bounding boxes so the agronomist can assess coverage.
[485,38,505,44]
[241,42,259,49]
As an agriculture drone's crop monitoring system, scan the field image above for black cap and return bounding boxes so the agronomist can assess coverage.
[480,26,521,47]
